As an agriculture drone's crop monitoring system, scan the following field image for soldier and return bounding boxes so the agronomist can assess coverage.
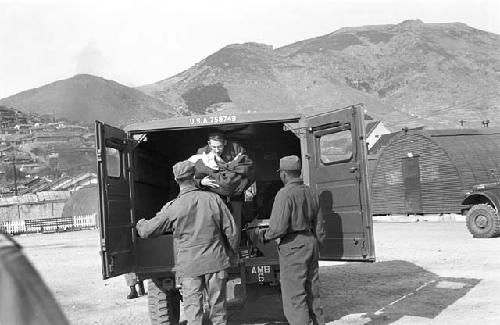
[197,132,247,169]
[254,155,326,325]
[124,273,146,299]
[195,131,254,250]
[136,160,238,325]
[0,231,69,325]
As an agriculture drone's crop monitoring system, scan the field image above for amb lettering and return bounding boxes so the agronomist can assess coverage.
[251,265,271,282]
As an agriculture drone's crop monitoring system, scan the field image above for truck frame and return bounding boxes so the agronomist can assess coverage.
[95,104,375,324]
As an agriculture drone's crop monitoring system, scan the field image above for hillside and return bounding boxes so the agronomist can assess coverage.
[140,20,500,130]
[0,74,174,126]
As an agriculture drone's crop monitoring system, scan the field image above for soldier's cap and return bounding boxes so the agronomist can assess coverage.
[277,155,301,172]
[172,160,195,180]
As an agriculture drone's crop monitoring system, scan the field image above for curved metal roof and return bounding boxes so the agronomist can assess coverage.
[124,112,302,133]
[376,127,500,188]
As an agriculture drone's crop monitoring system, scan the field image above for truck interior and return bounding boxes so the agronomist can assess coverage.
[99,106,375,278]
[122,121,301,274]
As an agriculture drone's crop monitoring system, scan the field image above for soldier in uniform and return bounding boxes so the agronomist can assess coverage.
[197,133,249,212]
[0,231,69,325]
[136,160,238,325]
[195,131,254,252]
[124,272,145,299]
[254,155,326,325]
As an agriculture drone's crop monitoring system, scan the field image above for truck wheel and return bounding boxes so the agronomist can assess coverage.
[466,204,500,238]
[148,279,181,325]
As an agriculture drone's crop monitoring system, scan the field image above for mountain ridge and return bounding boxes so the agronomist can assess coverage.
[140,20,500,130]
[2,20,499,129]
[0,74,174,126]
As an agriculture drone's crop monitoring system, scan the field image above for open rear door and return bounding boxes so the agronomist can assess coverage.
[301,104,375,261]
[96,121,134,279]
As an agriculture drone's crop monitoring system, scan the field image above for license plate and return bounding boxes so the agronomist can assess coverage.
[246,264,274,283]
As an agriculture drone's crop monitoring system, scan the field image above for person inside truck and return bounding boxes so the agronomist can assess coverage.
[136,160,238,325]
[190,131,255,248]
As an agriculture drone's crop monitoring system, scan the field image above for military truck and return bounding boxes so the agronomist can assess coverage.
[95,104,375,324]
[462,182,500,238]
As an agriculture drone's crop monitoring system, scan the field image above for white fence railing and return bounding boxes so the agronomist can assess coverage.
[73,214,98,229]
[1,220,26,235]
[0,213,98,235]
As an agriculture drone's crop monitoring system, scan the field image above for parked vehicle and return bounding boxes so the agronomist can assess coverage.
[462,182,500,238]
[95,104,375,324]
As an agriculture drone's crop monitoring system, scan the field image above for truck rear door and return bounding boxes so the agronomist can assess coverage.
[301,104,375,261]
[95,121,134,279]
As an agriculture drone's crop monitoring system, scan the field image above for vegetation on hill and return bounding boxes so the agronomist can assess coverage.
[140,20,500,130]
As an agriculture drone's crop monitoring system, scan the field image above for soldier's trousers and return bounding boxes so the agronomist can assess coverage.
[124,272,138,286]
[278,232,325,325]
[0,234,69,325]
[180,270,228,325]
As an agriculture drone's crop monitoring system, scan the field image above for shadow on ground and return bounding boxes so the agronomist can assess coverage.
[227,260,479,325]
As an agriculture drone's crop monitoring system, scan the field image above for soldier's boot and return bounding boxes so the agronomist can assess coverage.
[127,285,139,299]
[138,281,146,296]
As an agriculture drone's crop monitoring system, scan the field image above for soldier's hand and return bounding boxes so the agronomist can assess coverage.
[233,184,245,196]
[248,228,258,244]
[136,219,148,238]
[201,176,220,189]
[258,229,267,245]
[250,228,266,245]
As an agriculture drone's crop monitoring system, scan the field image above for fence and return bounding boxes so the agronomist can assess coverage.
[0,213,98,235]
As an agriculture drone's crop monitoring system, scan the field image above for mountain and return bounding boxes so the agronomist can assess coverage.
[140,20,500,130]
[0,74,174,126]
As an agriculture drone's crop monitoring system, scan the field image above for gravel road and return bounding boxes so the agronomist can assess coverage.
[13,221,500,324]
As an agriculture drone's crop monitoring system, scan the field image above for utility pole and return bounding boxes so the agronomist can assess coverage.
[459,120,465,127]
[12,148,17,196]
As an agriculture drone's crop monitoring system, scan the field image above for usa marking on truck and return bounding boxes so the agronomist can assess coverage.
[189,115,236,125]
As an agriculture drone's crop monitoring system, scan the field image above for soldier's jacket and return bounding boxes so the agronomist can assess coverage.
[136,185,238,277]
[196,141,255,198]
[193,153,254,198]
[264,179,326,245]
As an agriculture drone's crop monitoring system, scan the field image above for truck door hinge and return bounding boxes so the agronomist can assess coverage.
[361,240,368,257]
[96,149,102,162]
[108,258,115,273]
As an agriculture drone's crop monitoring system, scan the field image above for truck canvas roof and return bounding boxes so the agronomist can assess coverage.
[124,112,302,133]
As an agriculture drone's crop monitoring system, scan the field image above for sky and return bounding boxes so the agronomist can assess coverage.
[1,0,499,99]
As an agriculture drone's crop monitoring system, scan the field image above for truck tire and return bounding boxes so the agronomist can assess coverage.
[148,279,181,325]
[466,204,500,238]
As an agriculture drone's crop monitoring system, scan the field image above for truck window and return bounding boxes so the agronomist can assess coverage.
[319,130,353,164]
[105,147,121,178]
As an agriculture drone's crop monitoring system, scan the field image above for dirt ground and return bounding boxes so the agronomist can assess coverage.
[13,221,500,324]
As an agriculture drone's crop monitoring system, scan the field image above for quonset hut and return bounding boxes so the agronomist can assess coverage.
[62,185,98,218]
[369,128,500,215]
